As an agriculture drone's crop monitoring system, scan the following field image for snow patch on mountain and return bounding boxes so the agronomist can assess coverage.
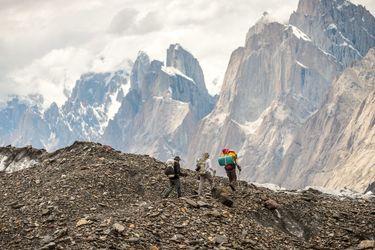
[0,155,7,170]
[287,25,312,41]
[161,66,195,83]
[251,182,373,199]
[107,94,121,122]
[0,155,38,173]
[296,60,308,69]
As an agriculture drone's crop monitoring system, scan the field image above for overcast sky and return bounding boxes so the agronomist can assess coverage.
[0,0,374,106]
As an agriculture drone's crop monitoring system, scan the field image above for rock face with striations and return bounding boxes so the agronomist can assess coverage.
[166,44,207,92]
[103,45,215,160]
[277,49,375,191]
[188,11,340,177]
[188,0,374,190]
[289,0,375,68]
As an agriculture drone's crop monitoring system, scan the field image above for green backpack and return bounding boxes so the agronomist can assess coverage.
[218,155,235,166]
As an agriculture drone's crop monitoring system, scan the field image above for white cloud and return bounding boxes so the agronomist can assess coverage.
[108,8,139,34]
[109,9,164,35]
[0,0,374,105]
[9,47,94,106]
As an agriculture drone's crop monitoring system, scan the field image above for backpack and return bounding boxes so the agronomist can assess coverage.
[195,157,206,175]
[218,150,238,167]
[164,159,175,176]
[228,151,238,161]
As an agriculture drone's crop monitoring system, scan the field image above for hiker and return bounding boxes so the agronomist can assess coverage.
[218,148,241,191]
[195,152,216,196]
[162,156,186,198]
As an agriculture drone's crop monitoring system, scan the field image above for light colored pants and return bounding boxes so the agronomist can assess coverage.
[198,172,213,196]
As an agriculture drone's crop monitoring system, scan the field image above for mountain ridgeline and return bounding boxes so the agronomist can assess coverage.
[0,0,374,192]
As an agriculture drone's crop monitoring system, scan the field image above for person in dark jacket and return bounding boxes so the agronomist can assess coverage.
[163,156,186,198]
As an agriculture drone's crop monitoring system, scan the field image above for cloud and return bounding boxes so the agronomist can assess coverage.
[0,0,374,105]
[108,8,164,35]
[8,47,94,106]
[108,8,139,34]
[135,11,164,34]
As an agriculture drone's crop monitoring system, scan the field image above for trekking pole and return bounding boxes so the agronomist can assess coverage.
[237,168,240,190]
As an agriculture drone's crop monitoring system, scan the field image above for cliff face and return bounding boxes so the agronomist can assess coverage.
[103,45,214,160]
[187,0,374,191]
[277,49,375,191]
[289,0,375,67]
[188,13,341,178]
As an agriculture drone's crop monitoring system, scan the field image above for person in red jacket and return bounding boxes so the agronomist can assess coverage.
[221,148,241,191]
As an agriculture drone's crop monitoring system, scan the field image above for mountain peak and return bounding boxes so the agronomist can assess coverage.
[135,51,150,66]
[295,0,358,16]
[245,12,284,43]
[166,43,207,92]
[256,11,276,25]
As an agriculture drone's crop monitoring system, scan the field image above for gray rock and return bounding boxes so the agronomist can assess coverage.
[126,237,140,243]
[214,235,228,244]
[112,223,125,233]
[40,235,54,245]
[264,199,280,210]
[39,242,56,250]
[356,240,375,249]
[183,198,199,208]
[197,201,211,208]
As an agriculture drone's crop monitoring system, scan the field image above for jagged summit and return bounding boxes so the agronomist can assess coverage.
[0,142,374,249]
[245,12,284,43]
[290,0,375,67]
[102,44,214,160]
[166,43,207,92]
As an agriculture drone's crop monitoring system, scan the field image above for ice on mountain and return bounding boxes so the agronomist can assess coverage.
[0,155,7,171]
[327,23,337,30]
[288,25,312,41]
[161,66,195,83]
[0,155,38,173]
[296,60,308,69]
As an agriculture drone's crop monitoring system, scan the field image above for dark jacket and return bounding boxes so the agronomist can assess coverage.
[170,161,181,180]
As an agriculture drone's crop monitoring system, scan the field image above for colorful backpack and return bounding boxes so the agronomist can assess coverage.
[218,150,238,166]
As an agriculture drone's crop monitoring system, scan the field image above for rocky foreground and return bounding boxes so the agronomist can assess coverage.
[0,142,374,250]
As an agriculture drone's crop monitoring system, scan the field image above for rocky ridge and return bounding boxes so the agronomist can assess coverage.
[0,142,374,249]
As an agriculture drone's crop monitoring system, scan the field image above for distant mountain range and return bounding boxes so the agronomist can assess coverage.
[1,0,374,192]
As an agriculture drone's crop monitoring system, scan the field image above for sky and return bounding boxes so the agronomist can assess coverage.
[0,0,374,106]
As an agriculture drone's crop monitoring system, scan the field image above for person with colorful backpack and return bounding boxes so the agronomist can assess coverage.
[195,152,216,196]
[162,156,186,198]
[218,148,241,191]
